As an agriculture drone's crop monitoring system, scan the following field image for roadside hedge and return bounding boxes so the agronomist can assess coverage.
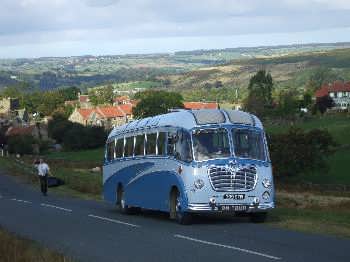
[269,128,337,177]
[48,114,107,151]
[7,135,36,155]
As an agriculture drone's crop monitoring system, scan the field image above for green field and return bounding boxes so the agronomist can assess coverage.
[265,114,350,186]
[45,148,104,163]
[266,114,350,145]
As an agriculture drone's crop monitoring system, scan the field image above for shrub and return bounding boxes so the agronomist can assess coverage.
[48,113,107,151]
[62,124,106,151]
[269,128,337,177]
[7,135,36,155]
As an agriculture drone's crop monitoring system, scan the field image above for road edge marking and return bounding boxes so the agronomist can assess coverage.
[88,214,140,228]
[41,203,72,212]
[10,198,32,204]
[174,234,282,260]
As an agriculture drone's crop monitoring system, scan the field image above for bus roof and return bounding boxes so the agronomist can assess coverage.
[108,109,263,139]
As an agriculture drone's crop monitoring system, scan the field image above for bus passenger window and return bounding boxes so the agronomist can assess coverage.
[135,134,145,156]
[106,140,115,161]
[167,132,176,156]
[157,132,166,155]
[115,138,124,158]
[175,131,193,162]
[125,136,134,157]
[146,133,157,155]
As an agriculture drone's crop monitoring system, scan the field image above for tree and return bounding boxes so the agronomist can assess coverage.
[315,95,335,114]
[36,91,65,116]
[132,90,184,118]
[214,80,223,89]
[88,85,114,106]
[269,128,336,177]
[300,93,312,109]
[244,70,274,117]
[308,67,339,92]
[276,89,299,117]
[7,135,36,155]
[162,79,171,88]
[58,86,80,101]
[203,82,212,89]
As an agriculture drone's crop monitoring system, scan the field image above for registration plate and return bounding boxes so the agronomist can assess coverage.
[223,194,245,200]
[219,205,248,212]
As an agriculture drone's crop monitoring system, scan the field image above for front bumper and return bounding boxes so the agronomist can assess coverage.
[187,202,274,213]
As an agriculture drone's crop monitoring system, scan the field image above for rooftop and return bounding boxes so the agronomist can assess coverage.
[108,109,262,139]
[315,81,350,98]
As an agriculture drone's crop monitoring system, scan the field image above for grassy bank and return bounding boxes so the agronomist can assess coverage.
[0,227,74,262]
[268,191,350,238]
[0,156,102,200]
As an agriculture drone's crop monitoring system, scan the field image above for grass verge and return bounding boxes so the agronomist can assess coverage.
[0,157,102,200]
[267,191,350,238]
[0,227,74,262]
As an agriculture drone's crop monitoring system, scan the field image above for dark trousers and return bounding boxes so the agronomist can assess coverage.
[39,175,48,195]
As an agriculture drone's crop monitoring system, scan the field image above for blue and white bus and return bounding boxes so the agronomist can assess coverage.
[103,109,274,224]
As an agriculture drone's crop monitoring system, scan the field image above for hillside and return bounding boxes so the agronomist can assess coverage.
[1,42,350,102]
[164,48,350,102]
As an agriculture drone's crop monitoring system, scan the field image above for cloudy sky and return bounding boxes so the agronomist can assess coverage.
[1,0,350,58]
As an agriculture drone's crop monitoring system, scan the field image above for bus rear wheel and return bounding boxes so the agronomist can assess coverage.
[170,189,192,225]
[117,187,131,214]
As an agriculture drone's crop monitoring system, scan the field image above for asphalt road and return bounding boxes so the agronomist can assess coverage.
[0,170,349,262]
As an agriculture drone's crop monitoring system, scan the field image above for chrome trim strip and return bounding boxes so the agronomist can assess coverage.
[187,202,274,212]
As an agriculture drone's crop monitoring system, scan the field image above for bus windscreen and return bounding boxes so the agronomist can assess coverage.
[192,128,230,161]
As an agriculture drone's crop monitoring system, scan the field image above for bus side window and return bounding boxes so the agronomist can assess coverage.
[146,133,157,155]
[135,134,145,156]
[106,140,115,161]
[125,136,134,157]
[115,138,124,158]
[167,132,176,156]
[157,132,166,156]
[175,130,193,162]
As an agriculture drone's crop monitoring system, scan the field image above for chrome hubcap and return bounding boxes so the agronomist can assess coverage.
[120,191,125,209]
[176,196,181,213]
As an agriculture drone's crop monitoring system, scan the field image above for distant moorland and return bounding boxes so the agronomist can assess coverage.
[1,42,350,103]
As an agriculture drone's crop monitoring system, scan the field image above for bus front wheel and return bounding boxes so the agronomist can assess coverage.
[170,189,192,225]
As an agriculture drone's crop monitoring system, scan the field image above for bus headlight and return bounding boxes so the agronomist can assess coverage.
[194,179,205,189]
[262,178,271,188]
[262,191,270,200]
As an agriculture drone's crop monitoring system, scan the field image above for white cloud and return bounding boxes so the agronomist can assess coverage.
[0,0,350,57]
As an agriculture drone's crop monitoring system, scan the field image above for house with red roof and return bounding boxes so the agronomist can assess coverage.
[5,124,48,140]
[78,93,92,108]
[68,105,133,129]
[183,102,219,110]
[315,81,350,109]
[113,96,131,105]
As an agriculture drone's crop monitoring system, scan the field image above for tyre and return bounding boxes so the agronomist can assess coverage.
[117,187,132,214]
[250,212,267,223]
[170,189,192,225]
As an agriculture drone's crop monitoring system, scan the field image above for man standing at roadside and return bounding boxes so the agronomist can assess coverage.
[37,158,50,196]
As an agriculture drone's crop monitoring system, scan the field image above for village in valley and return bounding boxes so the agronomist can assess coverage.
[0,87,220,155]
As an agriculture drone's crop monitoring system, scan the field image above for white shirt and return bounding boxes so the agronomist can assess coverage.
[38,163,50,176]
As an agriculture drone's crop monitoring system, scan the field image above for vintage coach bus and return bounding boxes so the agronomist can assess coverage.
[103,109,275,224]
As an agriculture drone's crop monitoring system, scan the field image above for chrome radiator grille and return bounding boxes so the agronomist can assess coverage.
[208,165,257,191]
